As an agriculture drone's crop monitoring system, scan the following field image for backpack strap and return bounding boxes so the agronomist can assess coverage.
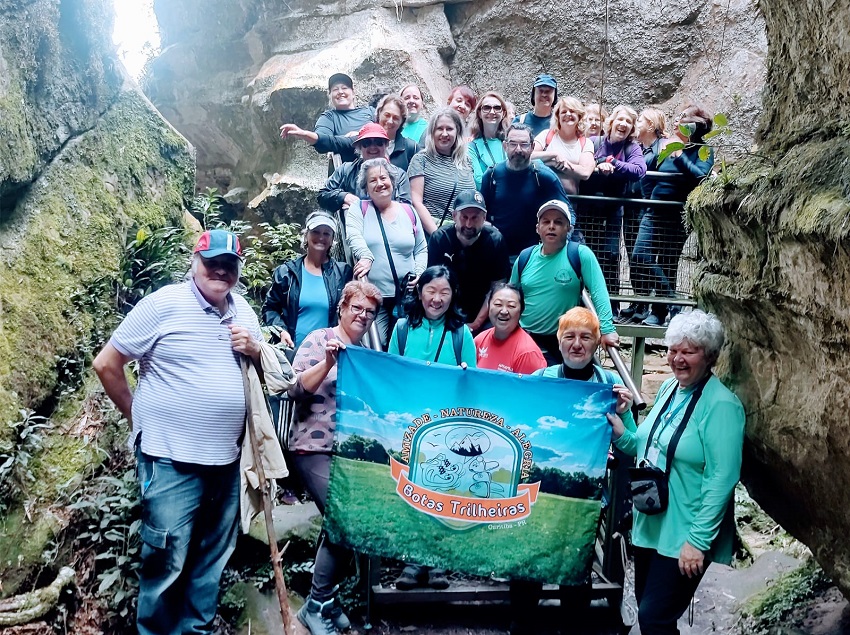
[579,135,587,151]
[520,113,527,124]
[395,318,409,356]
[516,245,536,280]
[452,328,464,366]
[364,199,418,236]
[544,129,557,150]
[400,203,418,235]
[567,241,583,291]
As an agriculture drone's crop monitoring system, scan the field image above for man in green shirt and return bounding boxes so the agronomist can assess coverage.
[509,200,619,363]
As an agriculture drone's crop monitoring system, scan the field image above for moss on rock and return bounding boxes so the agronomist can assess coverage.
[0,90,194,428]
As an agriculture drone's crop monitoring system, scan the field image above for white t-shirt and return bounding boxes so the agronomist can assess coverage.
[534,130,594,164]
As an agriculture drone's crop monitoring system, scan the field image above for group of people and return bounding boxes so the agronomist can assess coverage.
[281,72,716,333]
[88,71,743,635]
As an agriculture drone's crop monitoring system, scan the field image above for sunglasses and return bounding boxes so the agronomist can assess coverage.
[480,104,503,113]
[360,138,388,148]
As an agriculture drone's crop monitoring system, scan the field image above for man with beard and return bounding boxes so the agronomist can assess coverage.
[427,190,510,332]
[512,73,558,138]
[481,123,572,259]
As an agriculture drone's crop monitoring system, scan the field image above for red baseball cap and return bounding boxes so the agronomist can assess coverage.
[356,123,390,143]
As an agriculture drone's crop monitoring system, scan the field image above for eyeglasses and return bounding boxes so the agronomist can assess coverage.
[480,104,503,113]
[359,138,388,148]
[348,304,377,319]
[506,141,532,150]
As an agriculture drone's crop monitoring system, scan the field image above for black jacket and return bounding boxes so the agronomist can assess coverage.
[315,129,419,170]
[317,158,412,213]
[261,256,353,342]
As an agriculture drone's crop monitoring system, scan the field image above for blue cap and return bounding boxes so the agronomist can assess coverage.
[533,74,557,89]
[194,230,243,259]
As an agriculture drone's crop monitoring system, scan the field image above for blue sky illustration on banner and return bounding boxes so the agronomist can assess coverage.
[336,348,614,478]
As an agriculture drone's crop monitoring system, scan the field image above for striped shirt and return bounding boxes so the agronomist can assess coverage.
[110,279,261,465]
[408,150,476,227]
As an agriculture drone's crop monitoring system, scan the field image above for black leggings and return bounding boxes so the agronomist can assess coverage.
[292,453,351,602]
[633,546,705,634]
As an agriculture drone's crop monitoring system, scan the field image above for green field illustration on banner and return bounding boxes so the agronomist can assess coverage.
[325,347,615,585]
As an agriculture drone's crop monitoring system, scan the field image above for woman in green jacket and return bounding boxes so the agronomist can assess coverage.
[388,265,476,590]
[609,309,745,634]
[388,265,477,367]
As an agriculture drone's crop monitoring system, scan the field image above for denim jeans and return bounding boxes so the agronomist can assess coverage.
[631,210,688,318]
[575,203,623,294]
[136,448,240,635]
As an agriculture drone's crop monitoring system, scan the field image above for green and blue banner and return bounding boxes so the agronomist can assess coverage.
[325,347,615,585]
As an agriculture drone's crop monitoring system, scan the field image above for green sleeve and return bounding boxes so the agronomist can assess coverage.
[469,142,485,190]
[614,428,638,456]
[509,258,520,285]
[686,394,745,552]
[621,408,637,433]
[387,324,400,356]
[578,245,615,334]
[460,326,478,367]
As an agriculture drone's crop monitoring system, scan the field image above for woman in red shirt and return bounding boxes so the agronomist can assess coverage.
[474,283,546,375]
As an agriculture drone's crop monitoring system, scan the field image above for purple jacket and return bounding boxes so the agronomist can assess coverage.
[581,136,647,197]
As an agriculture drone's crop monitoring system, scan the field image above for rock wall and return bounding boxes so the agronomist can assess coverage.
[0,0,194,595]
[690,0,850,597]
[145,0,766,221]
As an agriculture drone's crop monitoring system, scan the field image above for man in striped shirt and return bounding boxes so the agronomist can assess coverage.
[94,229,262,635]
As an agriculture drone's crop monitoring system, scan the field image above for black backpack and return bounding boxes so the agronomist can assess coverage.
[516,241,583,289]
[394,318,464,366]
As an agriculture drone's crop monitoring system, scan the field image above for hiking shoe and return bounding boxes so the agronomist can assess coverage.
[641,314,664,327]
[629,307,651,323]
[428,569,450,589]
[327,595,351,631]
[297,597,338,635]
[395,564,428,590]
[618,303,640,320]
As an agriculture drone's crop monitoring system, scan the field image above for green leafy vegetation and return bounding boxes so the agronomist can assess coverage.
[657,112,733,166]
[738,559,831,634]
[116,225,193,311]
[0,409,51,514]
[68,459,141,628]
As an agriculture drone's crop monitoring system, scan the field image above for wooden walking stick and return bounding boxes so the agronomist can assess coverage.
[247,416,294,635]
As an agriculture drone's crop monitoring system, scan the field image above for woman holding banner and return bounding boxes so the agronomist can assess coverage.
[608,310,744,635]
[388,265,476,590]
[506,307,635,634]
[289,280,383,635]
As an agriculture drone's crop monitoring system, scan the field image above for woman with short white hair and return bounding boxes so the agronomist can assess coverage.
[608,309,745,635]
